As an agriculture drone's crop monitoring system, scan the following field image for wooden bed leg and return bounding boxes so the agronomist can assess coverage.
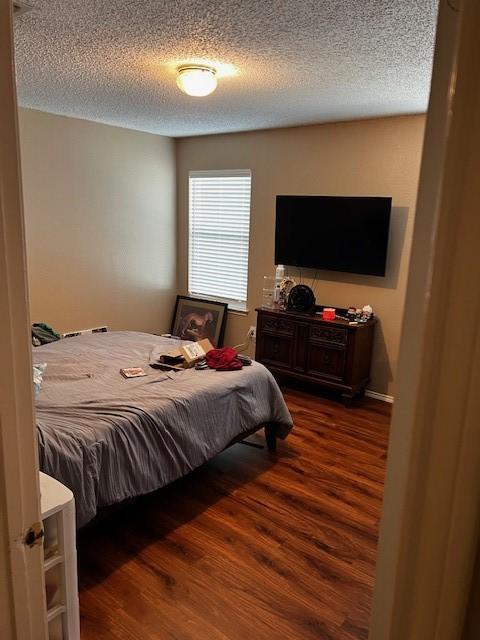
[265,424,277,452]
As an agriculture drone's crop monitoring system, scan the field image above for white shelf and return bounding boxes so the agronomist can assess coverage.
[40,472,80,639]
[44,554,64,572]
[47,604,66,623]
[40,472,74,519]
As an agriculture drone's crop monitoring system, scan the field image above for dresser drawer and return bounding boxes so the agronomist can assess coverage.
[260,334,293,369]
[260,315,295,336]
[307,344,346,381]
[309,325,347,347]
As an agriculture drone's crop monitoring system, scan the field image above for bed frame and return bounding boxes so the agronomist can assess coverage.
[226,422,278,452]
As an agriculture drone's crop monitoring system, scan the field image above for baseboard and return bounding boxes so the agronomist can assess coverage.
[365,389,394,404]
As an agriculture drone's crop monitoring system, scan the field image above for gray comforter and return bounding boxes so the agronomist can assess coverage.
[33,331,292,527]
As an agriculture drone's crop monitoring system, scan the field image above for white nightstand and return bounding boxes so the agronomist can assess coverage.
[40,472,80,639]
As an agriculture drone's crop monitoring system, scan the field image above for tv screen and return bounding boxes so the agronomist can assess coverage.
[275,195,392,277]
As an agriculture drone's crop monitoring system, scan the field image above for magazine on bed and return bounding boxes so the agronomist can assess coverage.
[120,367,147,378]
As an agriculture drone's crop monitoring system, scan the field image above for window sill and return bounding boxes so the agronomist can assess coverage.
[228,308,249,317]
[188,292,248,314]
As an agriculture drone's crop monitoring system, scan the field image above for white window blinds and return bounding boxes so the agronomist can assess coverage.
[188,170,252,311]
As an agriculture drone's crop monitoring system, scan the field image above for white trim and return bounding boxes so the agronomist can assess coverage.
[365,390,394,404]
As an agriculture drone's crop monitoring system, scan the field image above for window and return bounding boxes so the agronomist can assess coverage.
[188,170,252,311]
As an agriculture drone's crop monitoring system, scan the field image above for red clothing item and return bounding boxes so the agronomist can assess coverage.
[205,347,243,371]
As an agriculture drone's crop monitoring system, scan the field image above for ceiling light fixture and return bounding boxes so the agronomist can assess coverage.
[177,66,217,97]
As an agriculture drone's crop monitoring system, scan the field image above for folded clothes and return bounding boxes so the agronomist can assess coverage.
[205,347,243,371]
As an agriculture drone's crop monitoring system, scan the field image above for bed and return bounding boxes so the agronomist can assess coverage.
[33,331,293,527]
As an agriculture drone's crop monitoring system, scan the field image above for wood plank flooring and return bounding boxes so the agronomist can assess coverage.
[77,388,391,640]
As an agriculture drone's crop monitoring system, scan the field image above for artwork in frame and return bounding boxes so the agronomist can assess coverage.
[171,296,228,347]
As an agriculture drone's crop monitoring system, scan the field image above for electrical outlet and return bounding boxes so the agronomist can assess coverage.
[248,326,256,339]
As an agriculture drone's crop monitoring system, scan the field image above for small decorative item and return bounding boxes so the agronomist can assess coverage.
[171,296,228,347]
[360,304,374,322]
[279,277,296,310]
[346,307,357,322]
[322,307,336,321]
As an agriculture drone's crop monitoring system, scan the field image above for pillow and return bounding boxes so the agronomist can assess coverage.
[33,363,47,396]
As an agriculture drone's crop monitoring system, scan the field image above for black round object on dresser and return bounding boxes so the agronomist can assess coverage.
[287,284,316,313]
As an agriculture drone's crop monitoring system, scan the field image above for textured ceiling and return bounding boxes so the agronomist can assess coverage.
[14,0,439,137]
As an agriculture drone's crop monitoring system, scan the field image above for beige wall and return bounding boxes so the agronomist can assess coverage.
[18,108,177,335]
[18,110,424,394]
[176,116,425,395]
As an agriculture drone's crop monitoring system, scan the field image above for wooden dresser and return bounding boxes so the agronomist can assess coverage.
[255,307,376,406]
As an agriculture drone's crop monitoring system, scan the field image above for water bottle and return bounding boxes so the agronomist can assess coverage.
[273,265,285,308]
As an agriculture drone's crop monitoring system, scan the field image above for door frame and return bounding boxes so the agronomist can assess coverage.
[0,0,48,638]
[1,0,480,639]
[370,0,480,638]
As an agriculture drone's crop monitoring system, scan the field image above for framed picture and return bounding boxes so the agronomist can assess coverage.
[171,296,228,347]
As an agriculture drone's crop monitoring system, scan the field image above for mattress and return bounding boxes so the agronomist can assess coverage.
[33,331,293,527]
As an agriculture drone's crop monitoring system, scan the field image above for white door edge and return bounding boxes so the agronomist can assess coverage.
[370,1,480,638]
[0,2,48,638]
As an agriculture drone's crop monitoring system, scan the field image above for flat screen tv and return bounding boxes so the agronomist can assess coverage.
[275,195,392,277]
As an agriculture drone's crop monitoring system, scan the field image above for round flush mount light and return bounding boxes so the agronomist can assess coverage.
[176,65,217,97]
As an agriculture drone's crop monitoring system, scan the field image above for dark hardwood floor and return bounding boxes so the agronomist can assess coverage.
[77,388,391,640]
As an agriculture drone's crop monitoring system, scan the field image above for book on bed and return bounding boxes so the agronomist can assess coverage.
[120,367,147,378]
